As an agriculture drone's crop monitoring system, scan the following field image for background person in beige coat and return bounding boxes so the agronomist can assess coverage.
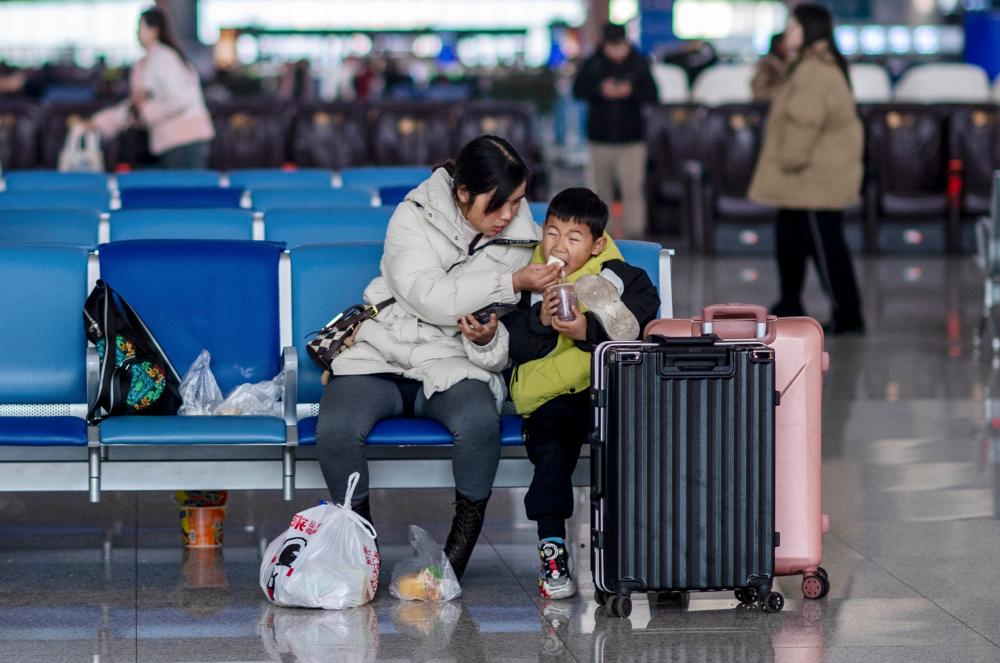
[92,7,214,169]
[748,3,865,334]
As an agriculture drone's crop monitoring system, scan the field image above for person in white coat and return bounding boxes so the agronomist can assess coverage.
[92,7,214,169]
[316,136,560,580]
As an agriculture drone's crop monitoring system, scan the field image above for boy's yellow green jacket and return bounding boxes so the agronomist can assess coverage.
[510,234,622,416]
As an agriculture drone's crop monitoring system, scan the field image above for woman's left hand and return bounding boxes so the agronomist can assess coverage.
[551,306,588,341]
[459,313,498,346]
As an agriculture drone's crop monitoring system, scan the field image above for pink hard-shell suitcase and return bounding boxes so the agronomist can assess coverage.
[645,303,831,600]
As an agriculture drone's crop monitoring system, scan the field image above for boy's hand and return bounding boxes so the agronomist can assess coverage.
[551,305,587,341]
[458,313,498,346]
[513,263,560,293]
[539,288,560,327]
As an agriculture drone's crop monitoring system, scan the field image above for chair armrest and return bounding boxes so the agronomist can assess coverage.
[281,346,298,428]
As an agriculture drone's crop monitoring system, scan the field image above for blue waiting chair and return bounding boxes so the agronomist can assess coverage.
[528,201,549,222]
[115,170,221,189]
[264,206,394,248]
[288,243,524,449]
[338,166,431,190]
[0,209,101,248]
[251,187,374,212]
[118,187,246,210]
[377,185,411,206]
[3,170,108,191]
[108,209,255,241]
[227,169,334,190]
[95,240,291,497]
[0,189,109,212]
[0,244,93,493]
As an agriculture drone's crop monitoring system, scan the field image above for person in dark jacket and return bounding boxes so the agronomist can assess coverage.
[573,24,658,239]
[503,188,660,599]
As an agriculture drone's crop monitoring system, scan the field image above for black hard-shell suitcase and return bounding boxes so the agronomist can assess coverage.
[590,336,782,617]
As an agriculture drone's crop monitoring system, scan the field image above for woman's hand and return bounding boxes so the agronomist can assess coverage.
[539,288,560,327]
[458,313,498,346]
[551,305,587,341]
[321,370,331,386]
[513,263,561,293]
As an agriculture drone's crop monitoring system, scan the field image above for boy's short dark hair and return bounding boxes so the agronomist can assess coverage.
[545,187,609,239]
[603,23,627,44]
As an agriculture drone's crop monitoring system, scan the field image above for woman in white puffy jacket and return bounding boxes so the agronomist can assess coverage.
[92,7,214,168]
[317,136,560,580]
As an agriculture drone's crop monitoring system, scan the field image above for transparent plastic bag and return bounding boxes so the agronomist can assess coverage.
[214,372,285,416]
[260,472,379,610]
[178,349,223,415]
[389,525,462,602]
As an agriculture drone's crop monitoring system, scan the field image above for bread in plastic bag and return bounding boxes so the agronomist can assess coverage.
[260,472,379,609]
[214,372,285,416]
[177,349,224,415]
[390,525,462,602]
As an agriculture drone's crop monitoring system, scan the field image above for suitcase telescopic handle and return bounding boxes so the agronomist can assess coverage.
[701,303,769,339]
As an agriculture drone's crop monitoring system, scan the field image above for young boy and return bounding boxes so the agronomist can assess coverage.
[504,187,660,599]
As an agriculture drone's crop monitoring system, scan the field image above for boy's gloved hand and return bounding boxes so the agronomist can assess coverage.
[458,313,499,346]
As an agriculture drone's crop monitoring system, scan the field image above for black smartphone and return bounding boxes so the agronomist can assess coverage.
[470,302,517,324]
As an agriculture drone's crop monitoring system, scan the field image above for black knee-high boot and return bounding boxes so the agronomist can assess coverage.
[444,491,489,581]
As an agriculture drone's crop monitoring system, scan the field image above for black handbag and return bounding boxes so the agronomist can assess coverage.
[83,279,182,424]
[306,297,395,372]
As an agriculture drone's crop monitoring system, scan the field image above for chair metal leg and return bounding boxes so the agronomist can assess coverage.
[88,446,101,503]
[282,446,295,501]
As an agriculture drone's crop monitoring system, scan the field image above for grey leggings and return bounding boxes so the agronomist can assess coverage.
[315,374,500,504]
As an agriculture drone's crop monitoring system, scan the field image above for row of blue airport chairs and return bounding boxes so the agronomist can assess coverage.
[0,238,667,502]
[0,203,553,248]
[0,167,434,212]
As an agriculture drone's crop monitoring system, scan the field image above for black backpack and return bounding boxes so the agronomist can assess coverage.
[83,279,182,424]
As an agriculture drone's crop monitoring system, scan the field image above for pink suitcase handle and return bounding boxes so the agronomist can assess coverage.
[701,303,769,339]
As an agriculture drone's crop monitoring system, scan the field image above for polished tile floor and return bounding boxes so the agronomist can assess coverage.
[3,254,1000,662]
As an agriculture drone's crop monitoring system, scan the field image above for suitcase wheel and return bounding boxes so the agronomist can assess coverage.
[608,594,632,618]
[734,587,758,605]
[594,589,610,607]
[802,568,831,600]
[763,591,785,613]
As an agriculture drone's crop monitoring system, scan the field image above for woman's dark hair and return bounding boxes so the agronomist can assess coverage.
[140,7,191,67]
[439,135,530,215]
[793,3,850,86]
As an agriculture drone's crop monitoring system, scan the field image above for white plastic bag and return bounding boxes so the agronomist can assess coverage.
[178,350,224,415]
[215,372,285,416]
[260,472,379,609]
[58,123,104,173]
[259,604,379,663]
[389,525,462,602]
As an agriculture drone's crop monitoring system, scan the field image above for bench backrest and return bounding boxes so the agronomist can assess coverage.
[0,209,100,248]
[290,243,386,404]
[98,239,284,392]
[109,209,255,241]
[265,206,393,248]
[251,187,373,212]
[0,244,89,406]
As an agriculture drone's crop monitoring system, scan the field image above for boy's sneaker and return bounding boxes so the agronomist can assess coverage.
[575,274,640,341]
[538,539,576,599]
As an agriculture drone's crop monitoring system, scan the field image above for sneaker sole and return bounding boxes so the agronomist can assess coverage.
[575,274,640,341]
[540,581,577,600]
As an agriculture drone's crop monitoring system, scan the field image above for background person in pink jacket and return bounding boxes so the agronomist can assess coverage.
[92,7,214,169]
